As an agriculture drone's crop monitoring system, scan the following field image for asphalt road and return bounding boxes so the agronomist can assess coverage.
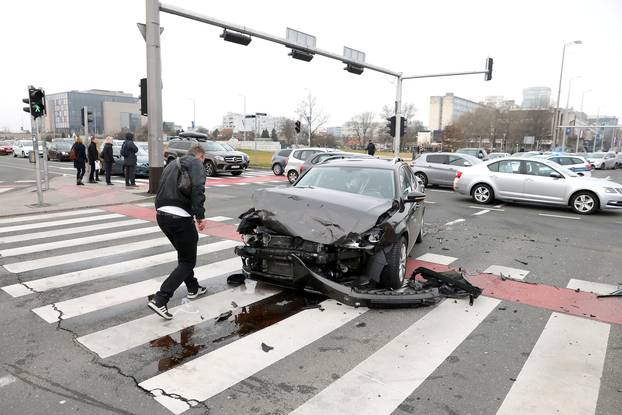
[0,159,620,415]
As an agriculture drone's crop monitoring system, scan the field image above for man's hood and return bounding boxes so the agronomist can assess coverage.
[251,186,395,245]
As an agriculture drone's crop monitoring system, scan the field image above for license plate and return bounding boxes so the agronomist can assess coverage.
[230,165,240,169]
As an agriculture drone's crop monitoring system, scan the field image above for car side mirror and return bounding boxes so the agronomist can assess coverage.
[405,190,426,203]
[463,161,472,167]
[549,172,563,179]
[577,172,584,177]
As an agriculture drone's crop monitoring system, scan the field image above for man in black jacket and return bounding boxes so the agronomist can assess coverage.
[121,132,138,187]
[148,145,207,320]
[366,139,376,156]
[87,136,100,183]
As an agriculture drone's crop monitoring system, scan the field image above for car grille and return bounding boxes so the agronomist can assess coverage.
[225,156,243,163]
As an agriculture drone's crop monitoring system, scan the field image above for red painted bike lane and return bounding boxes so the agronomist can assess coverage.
[103,203,622,326]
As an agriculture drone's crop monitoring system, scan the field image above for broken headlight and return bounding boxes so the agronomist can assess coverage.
[363,227,385,244]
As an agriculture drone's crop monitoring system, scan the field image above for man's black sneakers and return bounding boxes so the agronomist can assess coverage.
[148,300,173,320]
[187,286,208,299]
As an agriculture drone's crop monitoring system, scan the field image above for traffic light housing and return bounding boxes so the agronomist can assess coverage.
[81,108,94,126]
[22,87,46,118]
[295,120,301,134]
[484,57,493,81]
[386,116,396,137]
[400,116,407,136]
[140,78,147,116]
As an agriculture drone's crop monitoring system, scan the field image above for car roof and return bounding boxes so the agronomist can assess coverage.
[313,158,402,170]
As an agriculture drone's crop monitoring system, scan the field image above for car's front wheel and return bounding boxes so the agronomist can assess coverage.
[380,236,408,290]
[471,183,494,204]
[287,170,299,184]
[204,160,216,177]
[570,191,599,214]
[272,163,284,176]
[414,172,428,187]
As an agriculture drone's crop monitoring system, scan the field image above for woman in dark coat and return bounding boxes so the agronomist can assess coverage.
[71,136,87,185]
[101,136,115,185]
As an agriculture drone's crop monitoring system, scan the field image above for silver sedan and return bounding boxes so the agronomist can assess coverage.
[453,157,622,214]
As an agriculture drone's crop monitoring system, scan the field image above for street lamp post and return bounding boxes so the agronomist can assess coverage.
[561,76,581,152]
[552,40,582,150]
[188,98,196,130]
[238,94,247,141]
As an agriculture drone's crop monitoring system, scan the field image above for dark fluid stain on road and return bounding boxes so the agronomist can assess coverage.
[147,289,324,374]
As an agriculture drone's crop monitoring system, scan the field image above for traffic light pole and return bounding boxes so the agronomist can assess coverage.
[146,0,164,194]
[393,75,403,157]
[31,116,44,206]
[40,118,49,191]
[83,106,88,143]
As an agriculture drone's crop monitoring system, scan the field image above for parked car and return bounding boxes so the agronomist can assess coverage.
[235,158,426,303]
[285,147,334,183]
[164,137,249,177]
[546,155,593,176]
[456,148,488,160]
[453,157,622,214]
[102,144,150,177]
[47,141,74,161]
[271,149,292,176]
[410,152,483,187]
[300,151,373,175]
[12,140,34,158]
[614,153,622,168]
[585,152,617,170]
[487,152,510,160]
[0,140,13,155]
[512,151,542,158]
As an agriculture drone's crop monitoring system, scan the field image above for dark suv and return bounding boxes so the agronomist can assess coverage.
[164,134,249,176]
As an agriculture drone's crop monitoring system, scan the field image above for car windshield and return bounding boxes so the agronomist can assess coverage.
[456,149,478,156]
[220,143,234,151]
[587,152,604,158]
[55,143,72,150]
[201,141,226,151]
[295,166,395,199]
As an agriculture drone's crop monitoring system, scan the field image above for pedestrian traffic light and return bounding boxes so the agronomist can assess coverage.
[484,57,493,81]
[87,110,94,123]
[139,78,147,116]
[386,116,396,137]
[400,116,407,136]
[80,108,93,126]
[295,120,301,134]
[81,107,85,126]
[23,87,46,119]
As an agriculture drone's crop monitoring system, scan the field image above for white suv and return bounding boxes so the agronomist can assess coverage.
[286,147,334,183]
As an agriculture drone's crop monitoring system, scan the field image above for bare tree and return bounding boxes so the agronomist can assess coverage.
[278,117,297,144]
[346,112,376,146]
[296,91,329,145]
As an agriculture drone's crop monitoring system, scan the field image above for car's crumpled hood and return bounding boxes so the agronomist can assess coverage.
[251,186,395,245]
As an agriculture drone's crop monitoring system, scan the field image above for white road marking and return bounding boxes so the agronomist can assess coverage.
[1,240,239,297]
[32,258,243,323]
[567,279,619,295]
[468,206,505,212]
[416,253,457,265]
[0,188,13,194]
[443,218,465,226]
[3,234,186,273]
[494,204,505,208]
[538,213,580,220]
[234,182,250,186]
[0,213,123,235]
[483,265,529,280]
[77,280,280,358]
[0,226,160,257]
[291,295,518,415]
[426,188,451,193]
[140,300,365,414]
[0,208,102,225]
[205,216,233,222]
[0,375,16,388]
[136,202,155,208]
[212,184,230,187]
[472,209,490,216]
[496,278,612,415]
[424,200,436,204]
[0,219,146,244]
[15,180,36,183]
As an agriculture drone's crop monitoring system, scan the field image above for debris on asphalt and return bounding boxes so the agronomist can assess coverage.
[226,273,246,286]
[355,322,366,328]
[215,311,233,322]
[498,306,507,311]
[231,301,239,308]
[411,267,483,305]
[597,288,622,298]
[514,258,528,265]
[261,342,274,352]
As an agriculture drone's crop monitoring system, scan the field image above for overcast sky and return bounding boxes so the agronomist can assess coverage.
[1,0,621,132]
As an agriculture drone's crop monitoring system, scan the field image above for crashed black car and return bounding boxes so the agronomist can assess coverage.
[235,158,432,307]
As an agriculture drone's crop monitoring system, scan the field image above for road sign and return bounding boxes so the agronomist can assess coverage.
[523,136,535,145]
[343,47,365,64]
[286,28,316,49]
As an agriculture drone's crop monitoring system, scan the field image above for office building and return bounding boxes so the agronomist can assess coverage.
[429,93,484,131]
[522,87,551,109]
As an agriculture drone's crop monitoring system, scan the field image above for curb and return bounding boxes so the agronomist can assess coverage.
[0,196,155,219]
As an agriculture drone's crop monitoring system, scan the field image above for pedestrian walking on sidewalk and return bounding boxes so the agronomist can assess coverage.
[121,132,138,187]
[87,136,100,183]
[148,145,208,320]
[366,139,376,156]
[101,136,114,185]
[71,136,87,186]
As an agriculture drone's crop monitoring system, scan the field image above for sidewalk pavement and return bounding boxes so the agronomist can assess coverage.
[0,175,153,218]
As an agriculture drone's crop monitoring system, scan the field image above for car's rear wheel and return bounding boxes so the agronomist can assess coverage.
[272,163,284,176]
[231,171,242,176]
[414,172,428,187]
[204,160,216,177]
[287,170,299,184]
[471,183,494,204]
[380,236,408,290]
[570,191,599,215]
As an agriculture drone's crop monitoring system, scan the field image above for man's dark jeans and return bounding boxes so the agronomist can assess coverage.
[124,164,136,185]
[153,213,199,306]
[88,161,99,182]
[104,161,113,184]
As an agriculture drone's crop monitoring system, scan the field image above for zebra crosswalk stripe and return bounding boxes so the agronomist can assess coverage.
[0,188,12,194]
[1,239,238,297]
[77,280,280,359]
[32,257,243,323]
[0,219,147,244]
[0,208,103,225]
[0,213,124,234]
[495,279,614,415]
[139,300,365,414]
